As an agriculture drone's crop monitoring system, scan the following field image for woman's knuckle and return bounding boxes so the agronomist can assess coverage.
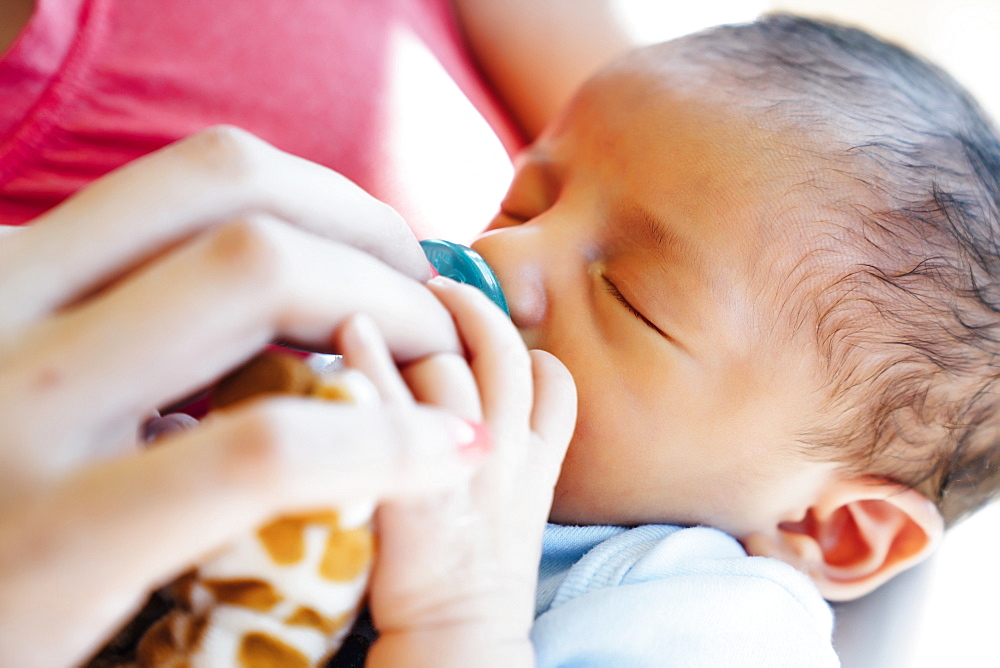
[218,401,292,487]
[373,199,406,231]
[177,125,268,183]
[203,217,284,285]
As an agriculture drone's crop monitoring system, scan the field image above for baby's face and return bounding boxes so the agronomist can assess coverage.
[472,46,841,537]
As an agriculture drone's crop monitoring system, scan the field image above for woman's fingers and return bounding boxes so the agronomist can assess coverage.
[0,397,482,667]
[0,217,459,481]
[0,126,431,333]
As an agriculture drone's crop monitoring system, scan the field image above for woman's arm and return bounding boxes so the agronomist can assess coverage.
[450,0,640,139]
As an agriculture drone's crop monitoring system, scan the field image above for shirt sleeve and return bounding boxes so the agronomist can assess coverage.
[532,525,840,667]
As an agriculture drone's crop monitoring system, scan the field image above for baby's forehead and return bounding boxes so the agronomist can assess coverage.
[570,42,891,310]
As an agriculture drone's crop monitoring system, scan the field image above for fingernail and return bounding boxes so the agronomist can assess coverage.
[447,417,491,457]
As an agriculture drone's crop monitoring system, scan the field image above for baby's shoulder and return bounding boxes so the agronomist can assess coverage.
[535,524,840,667]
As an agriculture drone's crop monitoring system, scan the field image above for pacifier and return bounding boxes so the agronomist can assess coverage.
[420,239,510,318]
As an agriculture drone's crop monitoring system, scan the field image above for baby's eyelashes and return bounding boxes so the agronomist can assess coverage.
[603,276,662,335]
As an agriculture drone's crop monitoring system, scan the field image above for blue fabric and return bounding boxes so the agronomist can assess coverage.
[534,523,840,667]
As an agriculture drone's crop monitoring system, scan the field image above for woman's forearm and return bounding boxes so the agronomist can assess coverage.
[450,0,639,139]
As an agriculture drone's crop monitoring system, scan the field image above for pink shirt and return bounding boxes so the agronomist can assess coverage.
[0,0,521,241]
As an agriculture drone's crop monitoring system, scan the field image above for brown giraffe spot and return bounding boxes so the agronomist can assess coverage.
[238,632,310,668]
[318,525,374,582]
[212,352,318,409]
[170,570,200,609]
[285,606,352,635]
[256,511,340,565]
[183,613,209,652]
[135,614,178,667]
[202,578,282,611]
[312,379,354,402]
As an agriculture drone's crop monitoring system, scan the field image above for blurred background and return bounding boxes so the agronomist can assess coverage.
[610,3,998,667]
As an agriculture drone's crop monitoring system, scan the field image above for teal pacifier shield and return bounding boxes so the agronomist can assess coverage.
[420,239,510,317]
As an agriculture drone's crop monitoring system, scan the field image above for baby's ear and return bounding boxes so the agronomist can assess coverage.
[742,476,944,601]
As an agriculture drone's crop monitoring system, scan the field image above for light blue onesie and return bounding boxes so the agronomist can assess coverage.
[533,523,840,667]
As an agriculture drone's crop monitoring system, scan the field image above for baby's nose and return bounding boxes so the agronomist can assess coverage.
[471,227,548,331]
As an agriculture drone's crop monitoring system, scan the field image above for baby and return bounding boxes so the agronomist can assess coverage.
[97,12,1000,667]
[466,12,998,665]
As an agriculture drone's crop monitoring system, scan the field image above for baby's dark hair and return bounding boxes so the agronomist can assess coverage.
[687,14,1000,526]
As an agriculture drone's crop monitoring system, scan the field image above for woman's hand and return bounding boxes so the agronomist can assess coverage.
[343,277,577,667]
[0,127,475,668]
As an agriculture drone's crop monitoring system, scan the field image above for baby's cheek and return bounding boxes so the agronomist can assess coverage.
[547,412,630,524]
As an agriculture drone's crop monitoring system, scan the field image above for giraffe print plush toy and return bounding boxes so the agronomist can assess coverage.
[117,351,377,668]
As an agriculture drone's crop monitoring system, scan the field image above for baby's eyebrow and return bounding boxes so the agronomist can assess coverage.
[637,205,670,255]
[615,200,695,266]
